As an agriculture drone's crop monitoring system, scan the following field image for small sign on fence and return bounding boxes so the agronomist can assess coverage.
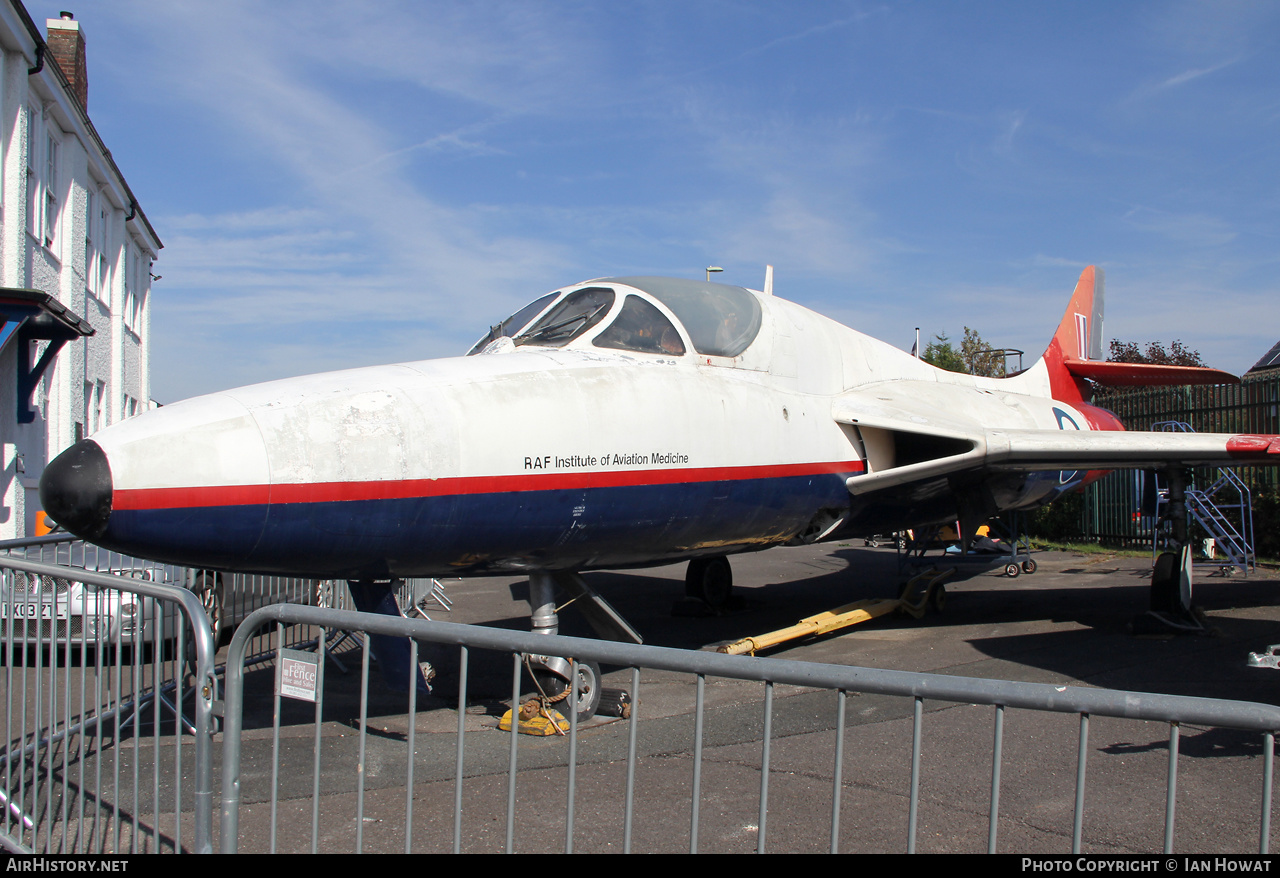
[277,648,321,702]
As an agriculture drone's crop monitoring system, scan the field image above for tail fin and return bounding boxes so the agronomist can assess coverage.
[1039,266,1237,403]
[1041,266,1105,403]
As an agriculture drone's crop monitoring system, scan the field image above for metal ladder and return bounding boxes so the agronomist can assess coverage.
[1152,421,1256,575]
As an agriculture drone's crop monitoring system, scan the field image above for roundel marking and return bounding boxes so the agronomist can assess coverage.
[1052,406,1080,484]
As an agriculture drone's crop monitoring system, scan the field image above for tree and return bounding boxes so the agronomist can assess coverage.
[922,327,1004,376]
[960,326,1004,377]
[1107,339,1206,367]
[1097,339,1212,408]
[922,333,966,373]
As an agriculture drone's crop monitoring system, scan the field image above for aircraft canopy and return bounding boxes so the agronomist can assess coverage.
[469,276,762,359]
[601,277,761,358]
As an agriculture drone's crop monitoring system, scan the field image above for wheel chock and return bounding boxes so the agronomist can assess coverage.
[499,698,569,736]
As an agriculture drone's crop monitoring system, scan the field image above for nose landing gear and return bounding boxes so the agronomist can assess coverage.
[526,655,603,725]
[524,570,641,724]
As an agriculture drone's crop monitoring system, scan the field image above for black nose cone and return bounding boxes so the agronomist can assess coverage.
[39,440,113,540]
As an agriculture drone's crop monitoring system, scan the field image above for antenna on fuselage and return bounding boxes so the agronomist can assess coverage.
[763,264,774,296]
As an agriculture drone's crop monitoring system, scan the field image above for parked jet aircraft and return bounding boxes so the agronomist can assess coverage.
[38,266,1280,715]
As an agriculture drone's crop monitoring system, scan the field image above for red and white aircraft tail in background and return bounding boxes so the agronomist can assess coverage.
[38,266,1279,707]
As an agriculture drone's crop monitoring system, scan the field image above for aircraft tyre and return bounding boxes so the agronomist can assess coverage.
[931,584,946,612]
[533,659,602,724]
[1021,559,1037,575]
[1004,563,1021,578]
[685,557,733,609]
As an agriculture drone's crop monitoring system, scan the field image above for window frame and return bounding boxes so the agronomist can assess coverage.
[591,294,688,356]
[43,128,60,251]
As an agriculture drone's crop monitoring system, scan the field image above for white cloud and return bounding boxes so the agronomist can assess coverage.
[993,110,1027,155]
[39,0,1277,400]
[94,0,599,399]
[1127,58,1243,103]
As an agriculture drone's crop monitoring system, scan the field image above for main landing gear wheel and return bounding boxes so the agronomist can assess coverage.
[1021,559,1037,575]
[685,556,733,610]
[1004,563,1021,578]
[532,659,602,725]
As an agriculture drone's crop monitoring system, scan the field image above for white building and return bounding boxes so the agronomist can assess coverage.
[0,3,160,539]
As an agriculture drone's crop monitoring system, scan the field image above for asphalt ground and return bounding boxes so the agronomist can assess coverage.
[216,542,1280,854]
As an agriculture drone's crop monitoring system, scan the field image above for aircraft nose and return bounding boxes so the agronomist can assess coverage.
[39,439,113,540]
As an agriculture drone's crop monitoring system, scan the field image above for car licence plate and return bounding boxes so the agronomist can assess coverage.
[2,602,66,620]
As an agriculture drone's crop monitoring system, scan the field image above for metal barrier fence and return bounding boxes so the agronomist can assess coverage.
[220,603,1280,854]
[0,557,217,854]
[0,538,326,854]
[0,535,321,659]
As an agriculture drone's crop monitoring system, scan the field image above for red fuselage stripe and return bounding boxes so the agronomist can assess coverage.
[112,460,868,511]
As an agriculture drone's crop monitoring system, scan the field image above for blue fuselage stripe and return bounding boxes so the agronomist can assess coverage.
[103,472,856,578]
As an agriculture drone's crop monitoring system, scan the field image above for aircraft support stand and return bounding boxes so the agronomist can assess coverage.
[345,579,436,695]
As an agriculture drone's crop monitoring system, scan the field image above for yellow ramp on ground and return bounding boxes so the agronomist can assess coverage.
[717,598,900,656]
[716,567,955,656]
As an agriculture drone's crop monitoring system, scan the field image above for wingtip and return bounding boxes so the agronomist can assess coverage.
[1226,435,1280,457]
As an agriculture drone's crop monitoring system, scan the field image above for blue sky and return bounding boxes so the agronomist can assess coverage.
[32,1,1280,402]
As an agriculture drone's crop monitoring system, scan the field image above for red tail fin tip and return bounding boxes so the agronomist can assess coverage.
[1041,266,1238,399]
[1042,266,1104,403]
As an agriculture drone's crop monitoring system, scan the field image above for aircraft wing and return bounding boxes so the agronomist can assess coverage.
[979,429,1280,471]
[834,396,1280,496]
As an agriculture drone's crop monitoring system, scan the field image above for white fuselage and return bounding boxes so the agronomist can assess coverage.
[46,278,1097,578]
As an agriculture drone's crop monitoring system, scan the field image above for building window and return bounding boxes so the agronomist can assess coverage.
[86,380,105,434]
[123,244,137,333]
[44,131,60,250]
[123,288,135,331]
[85,189,110,300]
[98,199,111,301]
[25,106,39,239]
[85,191,95,295]
[25,109,63,253]
[121,244,146,335]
